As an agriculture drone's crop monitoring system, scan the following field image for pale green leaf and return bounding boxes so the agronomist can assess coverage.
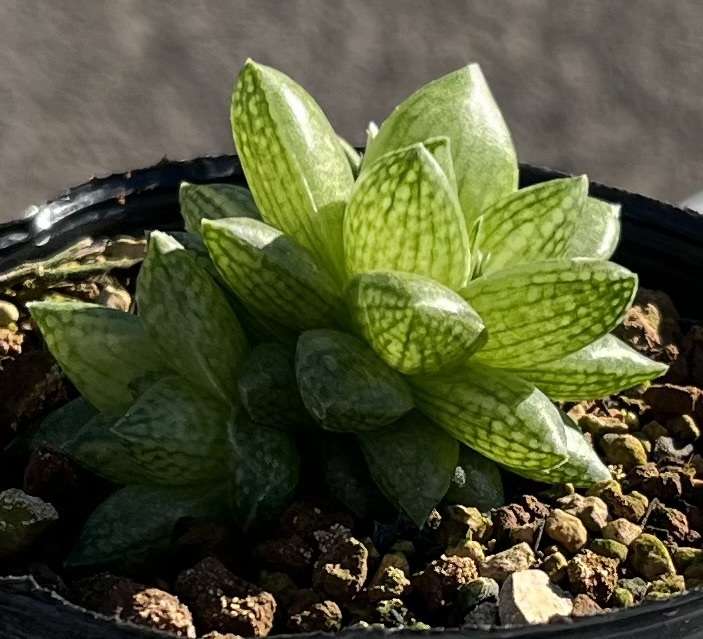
[231,59,353,279]
[504,412,611,488]
[461,259,637,368]
[344,143,470,290]
[179,182,260,235]
[295,329,414,432]
[411,363,568,471]
[475,176,588,275]
[110,377,231,486]
[27,301,162,414]
[509,334,667,400]
[67,483,228,566]
[363,65,518,223]
[202,217,343,331]
[445,445,505,511]
[359,411,459,527]
[338,136,362,178]
[347,270,485,375]
[567,197,621,260]
[366,121,378,150]
[137,231,248,403]
[422,136,457,192]
[226,415,299,531]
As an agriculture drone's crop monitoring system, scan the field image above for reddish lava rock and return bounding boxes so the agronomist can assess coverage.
[312,529,369,600]
[413,555,478,613]
[567,550,619,606]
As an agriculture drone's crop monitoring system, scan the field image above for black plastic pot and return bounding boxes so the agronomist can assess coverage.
[2,155,703,639]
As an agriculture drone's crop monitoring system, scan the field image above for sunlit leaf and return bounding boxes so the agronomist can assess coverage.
[445,446,505,511]
[475,176,587,275]
[363,65,518,223]
[567,197,621,260]
[202,217,343,331]
[461,259,637,368]
[295,329,414,432]
[231,59,353,279]
[347,270,485,375]
[411,363,568,471]
[180,182,260,235]
[137,231,248,403]
[28,301,162,414]
[344,143,470,290]
[359,411,458,527]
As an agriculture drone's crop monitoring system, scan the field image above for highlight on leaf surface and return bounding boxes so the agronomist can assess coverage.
[568,197,621,260]
[180,182,260,235]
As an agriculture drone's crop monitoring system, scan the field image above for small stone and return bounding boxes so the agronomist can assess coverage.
[642,470,686,501]
[642,421,669,442]
[567,550,619,605]
[602,519,643,547]
[645,503,691,545]
[281,501,353,542]
[611,587,635,607]
[674,547,703,572]
[498,570,573,625]
[605,491,648,523]
[373,598,416,627]
[366,552,411,603]
[589,538,628,562]
[288,599,342,633]
[652,436,695,465]
[463,601,499,627]
[200,633,241,639]
[491,504,531,548]
[600,434,648,470]
[644,384,700,418]
[0,488,58,558]
[480,542,535,584]
[446,539,485,564]
[413,555,477,612]
[618,577,650,602]
[571,594,603,617]
[667,415,700,441]
[649,574,686,597]
[586,479,622,500]
[456,577,499,615]
[313,529,368,600]
[257,535,316,579]
[579,414,630,436]
[545,509,588,553]
[0,300,19,326]
[557,494,609,532]
[634,433,653,456]
[447,505,492,542]
[542,552,568,584]
[509,521,541,546]
[627,534,676,581]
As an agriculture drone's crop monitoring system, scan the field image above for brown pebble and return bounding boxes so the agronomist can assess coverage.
[280,501,353,542]
[545,510,589,553]
[571,594,603,617]
[413,555,477,612]
[287,590,342,634]
[480,543,535,584]
[645,503,693,545]
[367,552,411,603]
[567,550,619,606]
[644,384,700,419]
[602,519,643,546]
[312,529,368,600]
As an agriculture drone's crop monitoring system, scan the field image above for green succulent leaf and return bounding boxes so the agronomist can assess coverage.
[359,411,459,527]
[347,271,486,375]
[411,363,568,471]
[338,136,362,178]
[203,217,343,332]
[232,59,353,280]
[505,412,611,488]
[226,416,299,531]
[137,231,248,403]
[110,377,231,486]
[344,143,470,290]
[295,329,414,432]
[445,446,505,511]
[67,482,228,566]
[508,334,667,400]
[461,259,637,368]
[27,301,162,414]
[363,65,518,223]
[180,182,260,235]
[238,343,309,429]
[567,197,621,260]
[422,136,457,192]
[475,176,588,275]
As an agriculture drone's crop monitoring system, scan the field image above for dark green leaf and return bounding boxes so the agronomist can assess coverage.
[180,182,260,235]
[445,446,505,511]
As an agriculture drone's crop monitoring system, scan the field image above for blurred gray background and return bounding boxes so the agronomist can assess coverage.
[0,0,702,222]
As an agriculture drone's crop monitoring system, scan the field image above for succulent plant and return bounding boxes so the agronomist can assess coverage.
[25,60,666,565]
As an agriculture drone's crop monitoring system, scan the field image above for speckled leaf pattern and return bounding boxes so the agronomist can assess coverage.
[505,413,611,488]
[475,176,588,275]
[110,377,231,486]
[67,483,228,566]
[346,271,486,375]
[567,197,621,260]
[231,60,353,277]
[359,411,459,527]
[202,217,343,332]
[344,144,470,290]
[136,231,248,403]
[411,363,568,471]
[445,446,505,512]
[179,182,260,235]
[226,415,299,531]
[509,334,668,400]
[461,259,637,368]
[295,329,414,433]
[363,65,518,224]
[27,301,162,414]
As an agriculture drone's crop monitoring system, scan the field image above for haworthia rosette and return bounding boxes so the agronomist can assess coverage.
[359,411,459,527]
[461,259,637,368]
[180,182,260,235]
[27,301,162,414]
[475,176,588,275]
[346,270,486,375]
[445,445,505,511]
[509,334,668,400]
[411,363,568,471]
[295,329,414,433]
[344,143,470,290]
[363,65,518,224]
[202,217,343,331]
[231,60,353,280]
[567,197,621,260]
[136,231,248,403]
